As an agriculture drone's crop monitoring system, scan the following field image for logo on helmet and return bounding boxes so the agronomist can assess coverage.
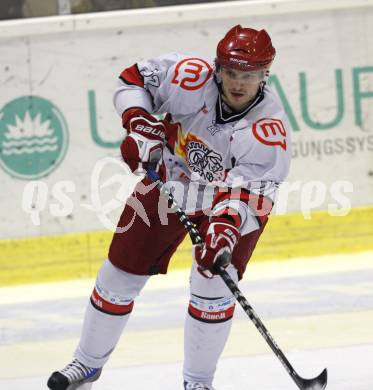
[229,58,249,65]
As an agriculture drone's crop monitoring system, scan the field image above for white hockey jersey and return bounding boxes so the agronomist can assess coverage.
[114,53,291,234]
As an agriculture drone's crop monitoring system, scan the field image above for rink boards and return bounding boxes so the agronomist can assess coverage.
[0,205,373,286]
[0,0,373,287]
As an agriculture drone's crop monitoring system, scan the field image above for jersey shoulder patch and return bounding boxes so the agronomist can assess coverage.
[170,57,213,91]
[163,55,213,115]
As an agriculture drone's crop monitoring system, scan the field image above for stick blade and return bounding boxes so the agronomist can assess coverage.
[296,368,328,390]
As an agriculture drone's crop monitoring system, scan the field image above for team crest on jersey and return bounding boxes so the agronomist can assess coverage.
[175,130,224,182]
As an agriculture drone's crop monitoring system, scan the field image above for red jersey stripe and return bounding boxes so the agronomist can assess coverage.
[212,188,273,224]
[120,64,144,88]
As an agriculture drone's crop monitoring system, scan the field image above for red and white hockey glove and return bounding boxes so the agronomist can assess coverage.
[120,108,167,176]
[194,217,241,278]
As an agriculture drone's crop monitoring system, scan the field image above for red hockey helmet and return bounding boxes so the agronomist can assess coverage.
[216,25,276,72]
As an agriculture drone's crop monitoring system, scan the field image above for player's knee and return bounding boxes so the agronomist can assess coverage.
[90,259,149,316]
[190,261,239,297]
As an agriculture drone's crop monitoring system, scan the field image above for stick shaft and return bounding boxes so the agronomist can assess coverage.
[217,266,299,381]
[147,170,317,389]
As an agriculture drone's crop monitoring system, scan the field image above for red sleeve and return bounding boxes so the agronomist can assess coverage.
[119,64,144,88]
[212,188,273,227]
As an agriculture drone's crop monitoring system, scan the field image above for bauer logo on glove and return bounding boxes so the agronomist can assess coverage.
[133,123,166,139]
[120,108,180,177]
[120,108,166,175]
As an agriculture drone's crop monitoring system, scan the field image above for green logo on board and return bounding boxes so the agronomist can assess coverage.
[0,96,68,179]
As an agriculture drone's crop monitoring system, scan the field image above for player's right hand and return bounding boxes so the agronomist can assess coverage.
[194,217,240,278]
[120,108,167,176]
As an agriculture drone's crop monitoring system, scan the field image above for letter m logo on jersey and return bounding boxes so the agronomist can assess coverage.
[171,58,213,91]
[252,118,287,151]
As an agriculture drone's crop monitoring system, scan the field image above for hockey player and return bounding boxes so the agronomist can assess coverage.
[47,25,291,390]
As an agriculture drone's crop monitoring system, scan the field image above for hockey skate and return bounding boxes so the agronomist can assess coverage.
[47,358,102,390]
[183,381,215,390]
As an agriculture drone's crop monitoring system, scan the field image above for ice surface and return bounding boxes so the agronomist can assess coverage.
[0,252,372,389]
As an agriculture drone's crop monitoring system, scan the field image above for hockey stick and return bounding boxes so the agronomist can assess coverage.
[147,169,328,390]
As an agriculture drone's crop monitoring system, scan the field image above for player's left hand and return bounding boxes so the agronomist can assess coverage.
[194,217,240,278]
